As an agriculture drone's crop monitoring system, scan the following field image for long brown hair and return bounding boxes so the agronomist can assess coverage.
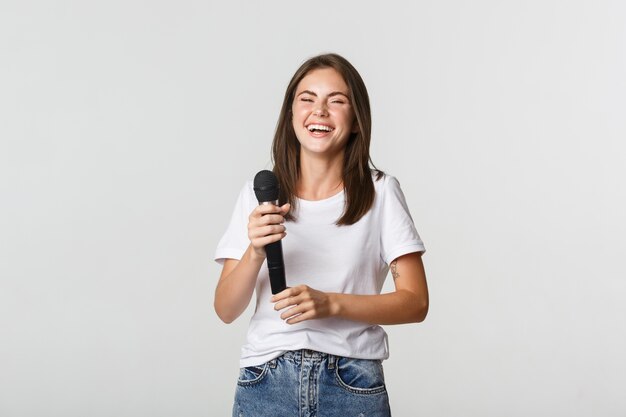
[272,53,383,225]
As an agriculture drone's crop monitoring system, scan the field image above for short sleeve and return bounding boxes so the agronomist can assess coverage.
[380,175,426,265]
[214,181,254,265]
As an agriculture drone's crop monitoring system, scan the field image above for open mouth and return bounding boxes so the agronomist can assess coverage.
[307,124,335,133]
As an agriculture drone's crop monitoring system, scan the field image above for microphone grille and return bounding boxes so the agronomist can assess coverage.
[253,170,279,202]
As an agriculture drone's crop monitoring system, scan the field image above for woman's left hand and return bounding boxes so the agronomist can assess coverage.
[271,285,337,324]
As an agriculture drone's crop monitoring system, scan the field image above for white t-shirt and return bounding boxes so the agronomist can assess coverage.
[214,172,425,368]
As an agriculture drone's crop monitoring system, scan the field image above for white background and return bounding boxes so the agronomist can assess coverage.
[1,1,625,416]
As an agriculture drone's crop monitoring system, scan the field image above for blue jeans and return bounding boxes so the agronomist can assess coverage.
[233,349,391,417]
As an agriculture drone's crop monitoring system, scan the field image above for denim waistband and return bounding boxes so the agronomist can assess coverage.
[274,349,337,369]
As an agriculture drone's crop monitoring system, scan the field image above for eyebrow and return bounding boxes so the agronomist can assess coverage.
[296,90,350,99]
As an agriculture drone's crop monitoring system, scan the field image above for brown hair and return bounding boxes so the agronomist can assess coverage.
[272,53,383,225]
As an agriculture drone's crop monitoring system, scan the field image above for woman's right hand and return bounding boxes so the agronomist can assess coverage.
[216,204,290,324]
[248,203,290,259]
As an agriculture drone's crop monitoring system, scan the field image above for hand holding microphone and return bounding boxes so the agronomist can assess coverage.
[249,170,289,294]
[248,171,334,322]
[247,203,289,259]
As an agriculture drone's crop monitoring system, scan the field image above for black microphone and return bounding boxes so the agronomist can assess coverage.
[253,170,287,295]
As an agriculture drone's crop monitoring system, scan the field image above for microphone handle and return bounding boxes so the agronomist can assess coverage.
[265,240,287,294]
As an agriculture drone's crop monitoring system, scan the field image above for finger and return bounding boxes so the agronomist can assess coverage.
[286,310,314,325]
[251,232,287,248]
[280,305,305,320]
[251,204,283,218]
[248,219,284,234]
[280,203,291,214]
[249,224,286,238]
[271,286,299,303]
[257,214,285,226]
[272,287,300,301]
[272,290,297,306]
[273,294,301,311]
[272,286,309,306]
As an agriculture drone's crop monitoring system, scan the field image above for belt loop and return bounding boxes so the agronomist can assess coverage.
[328,354,336,370]
[269,358,277,369]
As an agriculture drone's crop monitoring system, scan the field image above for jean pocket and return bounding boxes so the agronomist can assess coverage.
[334,357,387,395]
[237,363,269,386]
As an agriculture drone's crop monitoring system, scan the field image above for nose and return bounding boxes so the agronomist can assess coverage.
[313,103,328,116]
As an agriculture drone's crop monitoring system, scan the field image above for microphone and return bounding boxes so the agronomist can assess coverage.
[253,170,288,295]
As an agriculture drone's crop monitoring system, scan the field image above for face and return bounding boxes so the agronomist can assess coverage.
[291,67,358,158]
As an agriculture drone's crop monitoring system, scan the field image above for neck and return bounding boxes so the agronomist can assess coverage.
[297,150,344,201]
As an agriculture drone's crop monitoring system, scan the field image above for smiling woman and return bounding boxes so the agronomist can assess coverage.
[214,53,429,417]
[291,68,357,163]
[271,54,377,225]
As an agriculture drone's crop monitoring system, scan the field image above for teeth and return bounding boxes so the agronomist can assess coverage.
[307,124,334,132]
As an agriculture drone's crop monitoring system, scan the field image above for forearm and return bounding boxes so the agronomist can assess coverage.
[330,290,428,325]
[214,245,265,323]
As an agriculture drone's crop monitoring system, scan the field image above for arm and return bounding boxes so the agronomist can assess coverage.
[214,247,264,324]
[214,203,290,323]
[272,251,429,325]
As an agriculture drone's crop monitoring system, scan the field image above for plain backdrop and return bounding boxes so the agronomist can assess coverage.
[1,1,625,416]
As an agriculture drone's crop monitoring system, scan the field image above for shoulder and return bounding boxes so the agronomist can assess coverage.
[233,179,255,199]
[243,179,254,194]
[372,170,411,214]
[230,179,256,210]
[372,170,401,193]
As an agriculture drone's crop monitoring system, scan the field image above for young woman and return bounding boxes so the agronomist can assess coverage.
[214,53,428,416]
